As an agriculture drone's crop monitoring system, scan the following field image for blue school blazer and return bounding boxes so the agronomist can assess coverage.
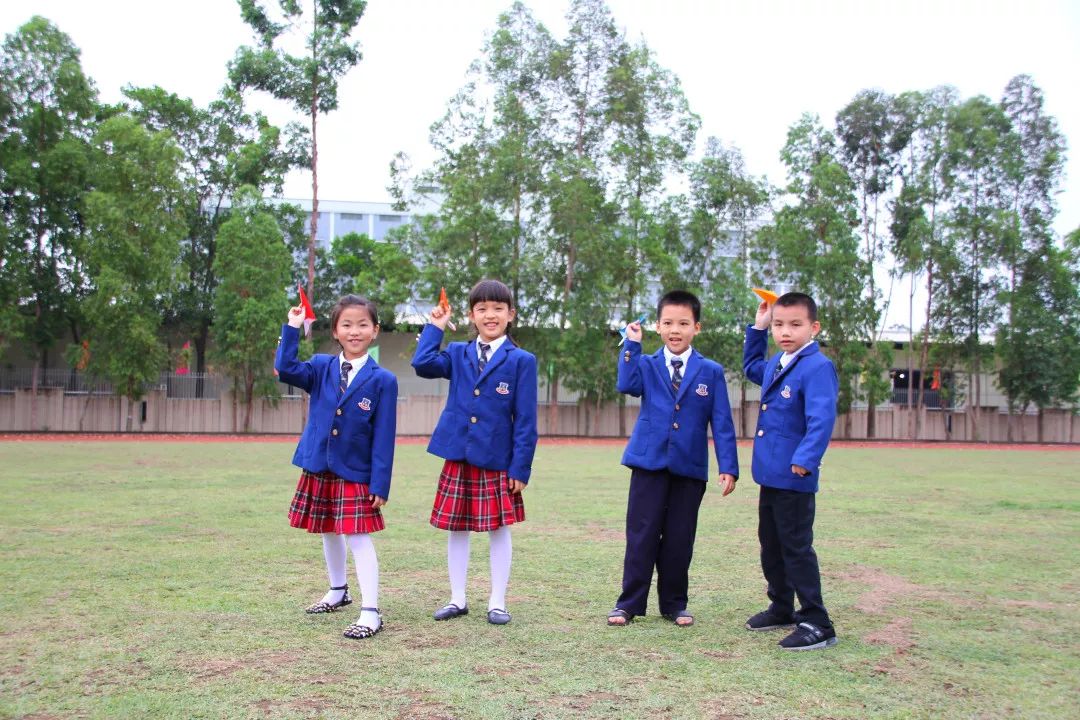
[617,341,739,483]
[275,324,398,500]
[411,324,538,482]
[742,326,838,493]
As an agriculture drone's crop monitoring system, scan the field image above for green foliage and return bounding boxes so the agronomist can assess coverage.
[0,16,97,364]
[211,187,291,431]
[326,230,417,329]
[81,114,185,403]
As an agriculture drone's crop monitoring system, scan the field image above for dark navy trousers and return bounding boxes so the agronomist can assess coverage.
[616,467,706,616]
[758,485,832,628]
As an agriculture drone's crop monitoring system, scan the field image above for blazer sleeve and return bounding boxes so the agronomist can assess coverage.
[411,324,452,379]
[508,353,539,483]
[275,324,316,392]
[710,366,740,478]
[791,362,839,475]
[368,372,398,501]
[616,340,644,397]
[742,325,768,387]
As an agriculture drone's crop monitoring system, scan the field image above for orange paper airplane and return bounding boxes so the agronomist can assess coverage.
[752,288,779,304]
[438,287,456,331]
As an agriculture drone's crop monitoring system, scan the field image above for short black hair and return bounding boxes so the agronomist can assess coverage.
[330,294,379,328]
[468,279,514,309]
[774,292,817,322]
[657,290,701,323]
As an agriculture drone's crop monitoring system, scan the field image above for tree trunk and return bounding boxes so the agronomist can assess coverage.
[1037,407,1044,443]
[244,378,254,432]
[548,374,559,435]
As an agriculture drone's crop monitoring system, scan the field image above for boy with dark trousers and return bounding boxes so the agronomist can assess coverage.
[607,290,739,628]
[742,292,839,651]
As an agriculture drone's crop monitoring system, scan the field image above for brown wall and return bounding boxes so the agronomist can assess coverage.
[2,388,1076,443]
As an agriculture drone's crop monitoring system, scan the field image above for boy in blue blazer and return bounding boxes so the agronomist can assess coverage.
[743,292,839,651]
[607,290,739,628]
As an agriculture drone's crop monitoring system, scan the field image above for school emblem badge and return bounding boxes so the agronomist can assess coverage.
[496,382,511,395]
[695,384,709,397]
[780,385,792,399]
[358,397,372,411]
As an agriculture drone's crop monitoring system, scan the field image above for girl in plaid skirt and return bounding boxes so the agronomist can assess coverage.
[412,279,539,625]
[275,295,398,640]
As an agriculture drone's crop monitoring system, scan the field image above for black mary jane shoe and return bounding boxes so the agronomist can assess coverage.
[305,584,352,614]
[433,603,469,621]
[343,607,383,639]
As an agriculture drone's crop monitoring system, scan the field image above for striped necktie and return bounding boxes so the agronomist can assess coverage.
[773,360,784,379]
[339,361,352,396]
[478,343,491,373]
[670,358,683,391]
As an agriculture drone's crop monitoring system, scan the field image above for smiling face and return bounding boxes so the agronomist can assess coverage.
[332,306,378,360]
[770,303,819,353]
[469,300,515,343]
[656,303,700,355]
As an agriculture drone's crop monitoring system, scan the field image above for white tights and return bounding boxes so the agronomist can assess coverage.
[320,532,380,628]
[448,526,512,611]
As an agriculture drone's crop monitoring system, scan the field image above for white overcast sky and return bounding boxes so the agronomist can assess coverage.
[3,0,1078,330]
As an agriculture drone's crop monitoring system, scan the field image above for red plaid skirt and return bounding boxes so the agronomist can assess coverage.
[430,460,525,532]
[288,470,385,535]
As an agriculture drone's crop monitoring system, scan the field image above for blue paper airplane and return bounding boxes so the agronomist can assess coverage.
[618,313,648,346]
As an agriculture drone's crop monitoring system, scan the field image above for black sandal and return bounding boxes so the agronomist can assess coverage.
[305,584,352,614]
[607,608,634,626]
[343,607,383,639]
[663,610,695,627]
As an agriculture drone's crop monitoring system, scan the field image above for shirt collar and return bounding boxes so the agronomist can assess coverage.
[780,340,815,366]
[339,352,369,374]
[663,345,692,367]
[477,334,508,358]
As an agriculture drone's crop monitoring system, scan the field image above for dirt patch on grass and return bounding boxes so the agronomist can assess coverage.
[545,691,621,712]
[390,690,458,720]
[834,565,923,614]
[1001,599,1063,611]
[699,649,743,661]
[252,696,335,716]
[865,616,915,653]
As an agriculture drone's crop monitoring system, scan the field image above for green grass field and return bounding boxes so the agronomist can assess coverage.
[1,440,1078,719]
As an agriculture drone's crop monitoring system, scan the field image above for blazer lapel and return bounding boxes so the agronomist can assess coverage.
[675,350,703,401]
[466,340,480,378]
[651,349,675,397]
[340,359,375,406]
[478,341,511,382]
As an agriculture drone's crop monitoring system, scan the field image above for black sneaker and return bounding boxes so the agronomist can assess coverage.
[745,610,797,631]
[778,622,838,651]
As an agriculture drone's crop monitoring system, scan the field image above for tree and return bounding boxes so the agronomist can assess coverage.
[81,115,185,421]
[326,230,417,330]
[762,114,871,436]
[229,0,366,305]
[995,75,1068,440]
[211,187,292,431]
[0,17,97,421]
[124,85,301,383]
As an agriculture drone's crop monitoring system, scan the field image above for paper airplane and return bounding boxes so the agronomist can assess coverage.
[438,287,456,331]
[752,288,779,304]
[617,313,648,346]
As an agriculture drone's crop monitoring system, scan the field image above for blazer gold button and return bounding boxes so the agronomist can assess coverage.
[470,416,477,423]
[673,422,679,429]
[336,408,343,416]
[474,388,480,396]
[761,403,767,411]
[675,403,680,410]
[757,429,764,437]
[332,428,339,436]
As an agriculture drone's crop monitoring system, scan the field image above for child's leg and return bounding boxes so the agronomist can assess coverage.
[448,530,471,608]
[319,533,349,605]
[615,468,669,616]
[487,526,512,611]
[655,475,706,618]
[346,533,381,629]
[759,487,796,619]
[772,490,831,628]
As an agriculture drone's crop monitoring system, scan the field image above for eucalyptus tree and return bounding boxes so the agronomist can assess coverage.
[762,114,870,436]
[939,95,1019,439]
[995,75,1069,439]
[0,17,97,417]
[835,90,897,436]
[229,0,366,304]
